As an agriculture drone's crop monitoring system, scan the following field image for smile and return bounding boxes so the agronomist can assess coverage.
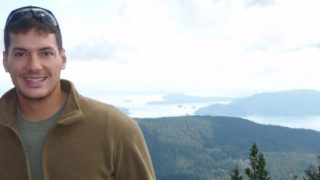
[23,76,47,86]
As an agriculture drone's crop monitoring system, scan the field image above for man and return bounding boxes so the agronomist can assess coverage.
[0,5,156,180]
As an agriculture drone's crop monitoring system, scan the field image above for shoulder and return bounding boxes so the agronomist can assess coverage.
[78,96,140,133]
[79,96,128,120]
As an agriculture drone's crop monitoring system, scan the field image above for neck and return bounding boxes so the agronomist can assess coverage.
[18,87,66,122]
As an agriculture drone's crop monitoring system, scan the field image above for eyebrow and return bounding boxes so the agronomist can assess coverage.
[39,46,55,51]
[11,46,55,52]
[12,47,27,51]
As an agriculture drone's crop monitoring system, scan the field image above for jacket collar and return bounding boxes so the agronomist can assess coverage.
[0,79,83,127]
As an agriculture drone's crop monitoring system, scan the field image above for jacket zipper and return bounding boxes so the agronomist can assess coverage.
[42,124,60,180]
[9,126,33,180]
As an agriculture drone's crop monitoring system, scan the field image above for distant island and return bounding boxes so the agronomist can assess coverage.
[194,89,320,117]
[146,93,235,105]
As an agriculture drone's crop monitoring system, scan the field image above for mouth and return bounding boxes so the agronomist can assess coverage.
[23,76,48,87]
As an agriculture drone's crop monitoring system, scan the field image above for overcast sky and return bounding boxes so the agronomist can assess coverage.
[1,0,320,97]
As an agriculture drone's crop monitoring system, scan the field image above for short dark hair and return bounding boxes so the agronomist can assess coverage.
[4,6,63,52]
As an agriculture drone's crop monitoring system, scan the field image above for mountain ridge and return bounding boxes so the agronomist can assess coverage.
[137,115,320,179]
[194,89,320,117]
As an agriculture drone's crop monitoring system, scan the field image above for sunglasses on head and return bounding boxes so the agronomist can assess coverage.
[5,6,59,28]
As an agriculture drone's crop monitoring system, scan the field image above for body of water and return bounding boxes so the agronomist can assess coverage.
[91,93,214,118]
[90,93,320,132]
[244,116,320,132]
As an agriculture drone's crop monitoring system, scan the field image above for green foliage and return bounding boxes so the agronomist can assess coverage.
[136,116,320,179]
[304,156,320,180]
[244,143,271,180]
[230,167,243,180]
[265,152,317,179]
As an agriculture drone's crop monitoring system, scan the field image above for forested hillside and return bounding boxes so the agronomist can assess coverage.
[136,116,320,179]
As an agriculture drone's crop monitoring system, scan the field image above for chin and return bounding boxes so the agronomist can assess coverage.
[19,89,50,100]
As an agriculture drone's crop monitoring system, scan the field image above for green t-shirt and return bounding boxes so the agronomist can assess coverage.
[16,107,64,180]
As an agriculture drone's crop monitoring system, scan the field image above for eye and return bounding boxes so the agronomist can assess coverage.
[14,51,25,57]
[42,50,54,57]
[41,50,54,57]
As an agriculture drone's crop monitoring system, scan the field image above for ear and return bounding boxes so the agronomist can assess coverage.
[3,51,9,72]
[60,48,67,70]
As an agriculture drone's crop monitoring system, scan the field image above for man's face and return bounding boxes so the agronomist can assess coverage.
[2,28,66,100]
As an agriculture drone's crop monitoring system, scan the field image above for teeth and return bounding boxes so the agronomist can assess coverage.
[24,77,46,83]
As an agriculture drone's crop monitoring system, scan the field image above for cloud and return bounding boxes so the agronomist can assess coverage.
[282,42,320,52]
[245,0,275,6]
[67,40,119,61]
[2,0,320,97]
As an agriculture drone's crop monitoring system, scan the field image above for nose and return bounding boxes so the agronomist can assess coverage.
[27,54,42,71]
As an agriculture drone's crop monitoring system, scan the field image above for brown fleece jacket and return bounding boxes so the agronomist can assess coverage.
[0,80,156,180]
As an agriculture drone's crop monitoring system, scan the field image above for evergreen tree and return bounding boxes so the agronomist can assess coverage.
[230,167,243,180]
[304,156,320,180]
[245,143,271,180]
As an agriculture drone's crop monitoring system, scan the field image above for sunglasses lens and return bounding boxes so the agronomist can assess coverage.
[5,6,58,27]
